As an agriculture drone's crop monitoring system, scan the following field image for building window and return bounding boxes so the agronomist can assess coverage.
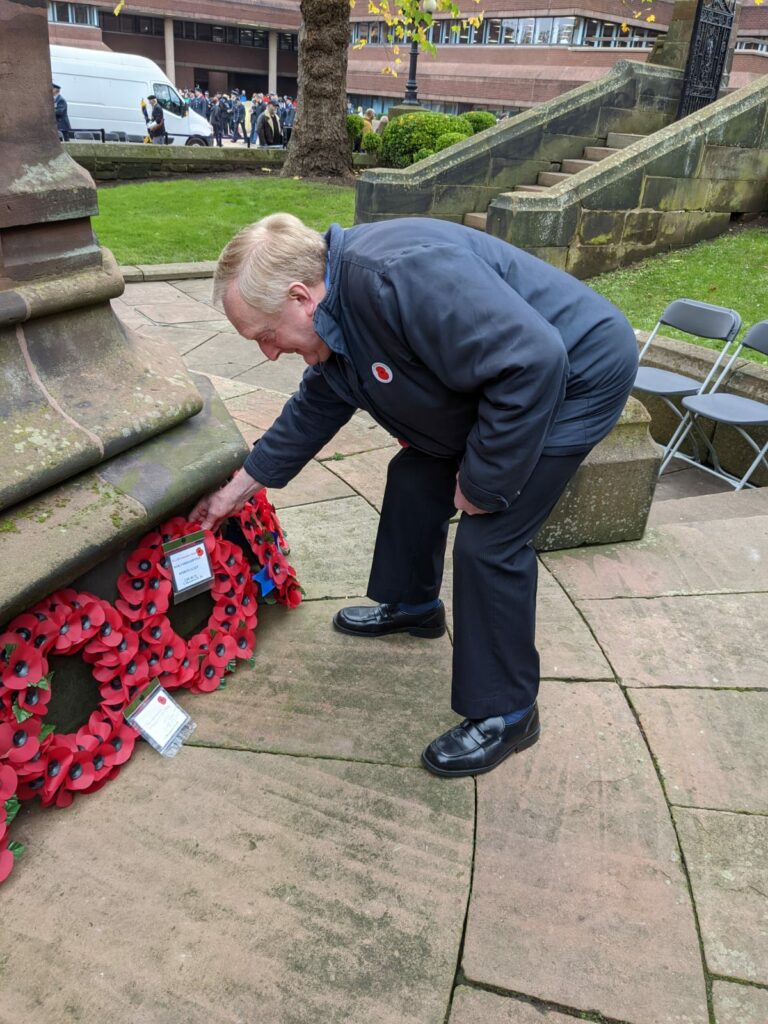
[735,37,768,51]
[517,18,535,45]
[49,2,98,26]
[534,18,554,45]
[554,17,578,45]
[279,33,298,50]
[484,19,502,45]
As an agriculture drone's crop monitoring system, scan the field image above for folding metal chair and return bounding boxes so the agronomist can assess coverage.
[633,299,742,467]
[660,320,768,490]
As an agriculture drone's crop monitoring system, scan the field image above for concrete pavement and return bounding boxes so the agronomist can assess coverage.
[2,280,766,1024]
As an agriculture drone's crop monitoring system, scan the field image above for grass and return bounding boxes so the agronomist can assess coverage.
[93,175,356,264]
[590,223,768,363]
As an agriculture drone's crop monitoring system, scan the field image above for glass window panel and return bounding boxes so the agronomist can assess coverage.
[459,21,472,44]
[184,21,195,39]
[554,17,576,44]
[239,28,253,46]
[173,20,182,37]
[501,18,517,44]
[212,25,224,43]
[73,5,87,25]
[535,18,553,44]
[54,2,69,22]
[253,30,267,46]
[448,20,462,43]
[196,23,212,41]
[584,18,600,45]
[518,18,535,45]
[225,26,237,44]
[485,19,502,45]
[368,22,381,44]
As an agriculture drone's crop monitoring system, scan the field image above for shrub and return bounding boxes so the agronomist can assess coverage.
[346,114,364,150]
[380,111,472,168]
[461,111,497,134]
[361,131,382,153]
[412,147,434,163]
[434,132,470,153]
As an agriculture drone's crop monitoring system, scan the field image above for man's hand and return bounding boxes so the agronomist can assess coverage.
[454,476,489,516]
[189,467,264,532]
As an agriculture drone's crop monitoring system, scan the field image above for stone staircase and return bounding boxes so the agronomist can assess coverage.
[464,131,646,231]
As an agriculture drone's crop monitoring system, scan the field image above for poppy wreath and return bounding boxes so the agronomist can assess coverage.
[0,491,302,884]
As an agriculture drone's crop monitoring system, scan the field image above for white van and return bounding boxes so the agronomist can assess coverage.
[50,45,212,146]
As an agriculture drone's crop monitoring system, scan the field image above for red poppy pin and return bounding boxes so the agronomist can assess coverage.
[371,362,393,384]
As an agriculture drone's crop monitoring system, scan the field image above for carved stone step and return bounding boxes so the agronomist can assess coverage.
[537,171,573,186]
[582,145,622,160]
[513,184,549,193]
[561,158,600,173]
[463,211,488,231]
[607,131,647,148]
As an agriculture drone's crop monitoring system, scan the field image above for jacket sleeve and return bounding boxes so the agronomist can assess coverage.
[375,244,569,511]
[243,364,356,487]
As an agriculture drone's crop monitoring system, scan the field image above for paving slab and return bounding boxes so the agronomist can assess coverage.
[203,374,260,401]
[542,517,768,599]
[276,496,381,599]
[171,278,216,303]
[233,353,308,394]
[133,322,221,356]
[713,980,768,1024]
[654,467,732,502]
[630,690,768,813]
[323,446,395,511]
[110,297,153,329]
[134,299,225,324]
[649,486,768,528]
[121,280,187,305]
[2,746,473,1024]
[462,681,708,1024]
[442,529,611,679]
[674,807,768,985]
[579,592,768,688]
[449,987,577,1024]
[183,333,266,378]
[185,599,457,765]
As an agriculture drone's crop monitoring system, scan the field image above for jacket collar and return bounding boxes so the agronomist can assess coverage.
[314,224,348,357]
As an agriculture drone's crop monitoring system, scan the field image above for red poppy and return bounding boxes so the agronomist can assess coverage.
[0,765,17,802]
[125,547,160,578]
[187,633,211,661]
[232,627,255,660]
[17,682,52,717]
[0,639,45,690]
[193,656,224,692]
[40,741,75,805]
[101,722,138,767]
[280,580,303,609]
[52,600,105,654]
[207,634,238,670]
[0,719,41,764]
[0,845,15,884]
[84,603,126,654]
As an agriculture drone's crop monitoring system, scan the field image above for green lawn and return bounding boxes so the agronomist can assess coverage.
[590,224,768,362]
[93,176,356,264]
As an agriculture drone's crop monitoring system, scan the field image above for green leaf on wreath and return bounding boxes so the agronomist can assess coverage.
[3,642,17,660]
[12,703,33,724]
[217,680,227,690]
[32,673,51,690]
[225,659,237,674]
[264,593,277,605]
[8,841,25,860]
[247,655,256,667]
[39,723,56,741]
[4,796,20,826]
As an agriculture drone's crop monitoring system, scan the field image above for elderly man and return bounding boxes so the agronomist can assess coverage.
[191,214,638,778]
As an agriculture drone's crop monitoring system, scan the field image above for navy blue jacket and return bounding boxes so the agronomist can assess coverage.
[244,219,638,512]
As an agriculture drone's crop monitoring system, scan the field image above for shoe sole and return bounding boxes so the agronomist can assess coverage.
[420,728,540,778]
[332,619,446,640]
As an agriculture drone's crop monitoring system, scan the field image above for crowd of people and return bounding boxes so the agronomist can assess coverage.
[179,87,296,148]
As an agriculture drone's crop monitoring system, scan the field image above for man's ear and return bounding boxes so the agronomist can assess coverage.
[287,282,316,314]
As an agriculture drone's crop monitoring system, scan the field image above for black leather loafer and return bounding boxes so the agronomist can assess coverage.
[332,601,446,639]
[421,705,540,777]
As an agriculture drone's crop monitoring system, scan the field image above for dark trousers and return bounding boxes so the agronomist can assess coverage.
[367,447,586,719]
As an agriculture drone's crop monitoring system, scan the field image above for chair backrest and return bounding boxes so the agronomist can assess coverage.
[638,298,742,393]
[742,320,768,358]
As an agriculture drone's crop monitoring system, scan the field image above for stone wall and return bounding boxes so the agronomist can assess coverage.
[487,74,768,277]
[66,142,379,181]
[635,333,768,487]
[355,61,680,224]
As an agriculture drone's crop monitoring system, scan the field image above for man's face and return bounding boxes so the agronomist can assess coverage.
[224,281,331,366]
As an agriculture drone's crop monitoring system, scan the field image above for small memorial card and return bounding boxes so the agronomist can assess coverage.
[125,681,195,758]
[162,531,214,604]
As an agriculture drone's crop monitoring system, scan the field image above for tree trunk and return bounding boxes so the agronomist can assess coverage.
[281,0,353,181]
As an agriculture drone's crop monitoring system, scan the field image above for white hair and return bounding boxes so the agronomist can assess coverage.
[213,213,327,314]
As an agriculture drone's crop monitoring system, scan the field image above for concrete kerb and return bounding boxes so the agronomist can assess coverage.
[121,261,217,282]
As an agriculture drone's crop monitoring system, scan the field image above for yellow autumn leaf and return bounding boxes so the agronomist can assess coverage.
[113,0,124,13]
[393,45,400,54]
[647,13,656,21]
[394,57,401,64]
[354,38,368,49]
[621,21,629,31]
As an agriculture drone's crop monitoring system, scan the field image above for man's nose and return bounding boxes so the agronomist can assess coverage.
[258,339,280,362]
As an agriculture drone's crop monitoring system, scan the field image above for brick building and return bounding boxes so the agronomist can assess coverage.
[47,1,767,112]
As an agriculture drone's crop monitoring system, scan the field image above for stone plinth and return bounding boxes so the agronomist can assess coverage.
[535,396,662,550]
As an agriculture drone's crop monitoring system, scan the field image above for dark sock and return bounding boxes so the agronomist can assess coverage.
[501,703,535,726]
[395,599,440,615]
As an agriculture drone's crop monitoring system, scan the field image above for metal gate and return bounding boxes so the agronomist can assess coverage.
[676,0,737,119]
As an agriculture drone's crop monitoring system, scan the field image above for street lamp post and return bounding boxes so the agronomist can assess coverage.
[402,0,437,106]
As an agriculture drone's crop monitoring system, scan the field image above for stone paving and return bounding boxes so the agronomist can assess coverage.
[2,279,767,1024]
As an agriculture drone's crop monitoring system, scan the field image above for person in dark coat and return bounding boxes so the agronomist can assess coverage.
[144,94,166,144]
[281,98,296,147]
[52,83,71,140]
[209,96,227,147]
[256,100,283,147]
[230,96,246,142]
[190,214,639,778]
[247,93,266,147]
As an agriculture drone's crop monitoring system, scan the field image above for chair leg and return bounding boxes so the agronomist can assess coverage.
[659,411,694,473]
[733,433,768,491]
